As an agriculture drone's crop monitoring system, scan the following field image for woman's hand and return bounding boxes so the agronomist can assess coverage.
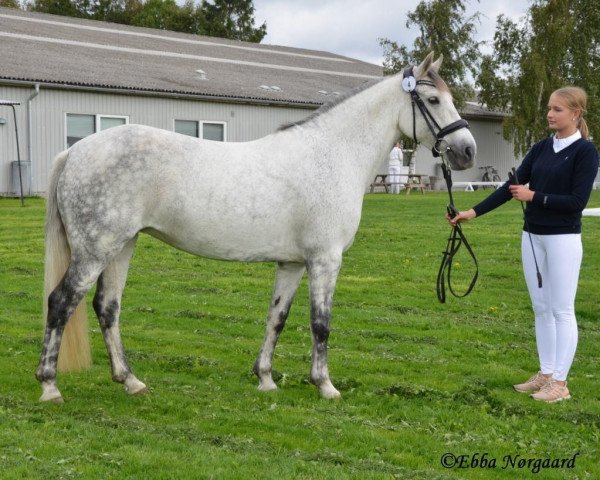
[446,208,476,226]
[509,184,535,202]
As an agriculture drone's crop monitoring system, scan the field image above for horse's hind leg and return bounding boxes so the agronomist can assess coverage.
[92,237,147,395]
[253,262,305,391]
[307,254,342,399]
[36,260,105,403]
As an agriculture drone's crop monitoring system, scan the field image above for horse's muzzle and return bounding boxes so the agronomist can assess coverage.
[444,142,476,170]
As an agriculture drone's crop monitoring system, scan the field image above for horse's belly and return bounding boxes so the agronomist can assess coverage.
[142,224,303,263]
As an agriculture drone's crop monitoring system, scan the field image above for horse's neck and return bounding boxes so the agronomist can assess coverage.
[289,76,406,182]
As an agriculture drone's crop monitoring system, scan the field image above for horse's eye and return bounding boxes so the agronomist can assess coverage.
[428,97,440,105]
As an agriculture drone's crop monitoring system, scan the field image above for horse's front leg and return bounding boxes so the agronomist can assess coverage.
[254,262,305,391]
[307,254,342,399]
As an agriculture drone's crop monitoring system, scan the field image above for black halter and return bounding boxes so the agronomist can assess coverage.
[402,66,470,157]
[401,65,477,303]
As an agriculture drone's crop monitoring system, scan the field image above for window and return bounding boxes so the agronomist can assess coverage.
[100,116,127,131]
[174,119,226,141]
[203,122,225,142]
[174,120,199,138]
[66,114,128,148]
[67,114,95,148]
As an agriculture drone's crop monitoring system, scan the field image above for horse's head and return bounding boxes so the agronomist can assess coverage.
[398,53,476,170]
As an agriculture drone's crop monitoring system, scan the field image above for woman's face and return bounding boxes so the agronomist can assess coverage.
[547,94,578,138]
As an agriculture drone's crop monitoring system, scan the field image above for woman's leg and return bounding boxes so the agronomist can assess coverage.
[543,234,582,381]
[522,233,582,381]
[521,232,554,375]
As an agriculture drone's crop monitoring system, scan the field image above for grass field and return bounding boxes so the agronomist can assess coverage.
[1,192,599,479]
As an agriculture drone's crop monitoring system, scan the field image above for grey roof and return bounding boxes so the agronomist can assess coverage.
[0,7,383,107]
[462,101,508,121]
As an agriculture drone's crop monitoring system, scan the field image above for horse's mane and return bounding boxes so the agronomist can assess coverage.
[278,78,384,131]
[278,67,449,131]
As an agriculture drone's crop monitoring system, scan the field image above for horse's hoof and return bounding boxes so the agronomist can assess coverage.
[130,386,149,396]
[125,378,148,395]
[319,383,341,400]
[257,379,278,392]
[39,392,64,403]
[41,395,64,404]
[39,382,64,403]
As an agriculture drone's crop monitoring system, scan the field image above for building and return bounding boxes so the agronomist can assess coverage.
[0,7,516,196]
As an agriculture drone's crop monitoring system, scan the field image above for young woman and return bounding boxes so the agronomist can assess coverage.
[449,86,599,403]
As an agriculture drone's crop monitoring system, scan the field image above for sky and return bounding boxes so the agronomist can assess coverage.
[253,0,530,66]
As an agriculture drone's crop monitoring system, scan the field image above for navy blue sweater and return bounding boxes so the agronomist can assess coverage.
[473,137,599,234]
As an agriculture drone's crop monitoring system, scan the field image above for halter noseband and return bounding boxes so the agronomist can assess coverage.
[402,66,470,157]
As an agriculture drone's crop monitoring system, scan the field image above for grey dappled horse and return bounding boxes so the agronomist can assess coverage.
[36,53,476,402]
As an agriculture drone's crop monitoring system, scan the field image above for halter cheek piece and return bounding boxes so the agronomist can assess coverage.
[401,65,477,303]
[402,66,470,157]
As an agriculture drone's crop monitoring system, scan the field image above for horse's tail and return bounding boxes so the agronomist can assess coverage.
[44,150,92,372]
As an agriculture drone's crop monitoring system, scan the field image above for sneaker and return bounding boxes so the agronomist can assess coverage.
[531,380,571,403]
[513,372,551,393]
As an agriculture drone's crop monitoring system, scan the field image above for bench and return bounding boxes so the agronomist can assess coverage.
[370,174,390,193]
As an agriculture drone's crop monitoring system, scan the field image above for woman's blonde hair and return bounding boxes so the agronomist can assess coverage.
[552,86,589,139]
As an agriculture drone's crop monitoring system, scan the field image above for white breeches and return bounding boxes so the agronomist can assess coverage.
[521,232,582,381]
[388,164,402,194]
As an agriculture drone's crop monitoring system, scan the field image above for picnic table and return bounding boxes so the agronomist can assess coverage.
[369,173,427,194]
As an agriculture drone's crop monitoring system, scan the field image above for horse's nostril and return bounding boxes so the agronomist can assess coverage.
[465,146,474,161]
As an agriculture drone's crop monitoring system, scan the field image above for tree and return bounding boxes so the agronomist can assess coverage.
[0,0,21,8]
[379,0,482,109]
[25,0,266,42]
[477,0,599,156]
[130,0,189,31]
[27,0,83,17]
[201,0,265,42]
[79,0,144,25]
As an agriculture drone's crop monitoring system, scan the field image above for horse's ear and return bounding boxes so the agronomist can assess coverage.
[414,52,435,78]
[431,55,443,72]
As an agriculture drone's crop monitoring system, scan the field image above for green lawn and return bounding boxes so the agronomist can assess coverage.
[1,192,599,479]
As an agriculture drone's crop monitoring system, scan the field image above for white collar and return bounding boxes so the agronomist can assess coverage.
[553,130,582,153]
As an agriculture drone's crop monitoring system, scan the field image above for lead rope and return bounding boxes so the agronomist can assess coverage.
[436,160,479,303]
